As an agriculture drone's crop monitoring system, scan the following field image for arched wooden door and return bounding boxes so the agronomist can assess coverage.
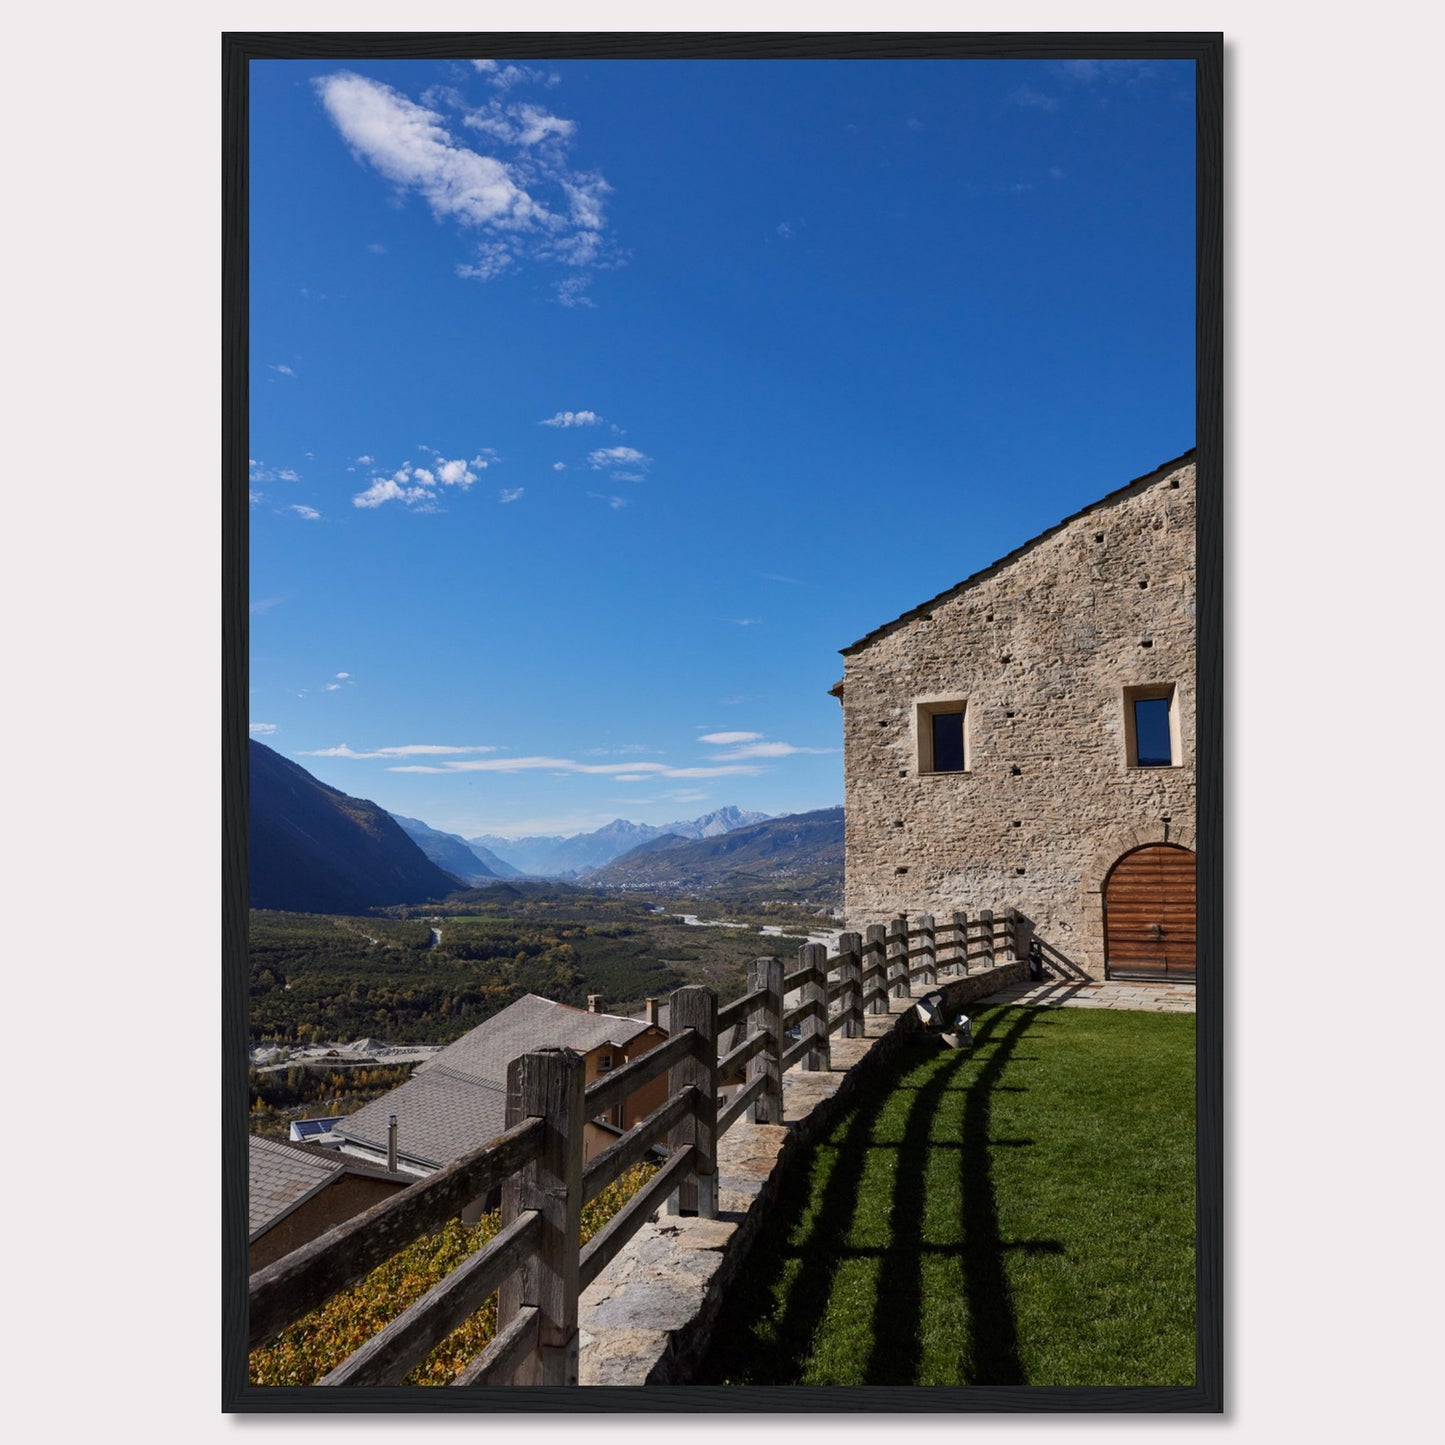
[1103,844,1196,981]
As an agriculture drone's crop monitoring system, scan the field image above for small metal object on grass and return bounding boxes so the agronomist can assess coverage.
[914,991,973,1049]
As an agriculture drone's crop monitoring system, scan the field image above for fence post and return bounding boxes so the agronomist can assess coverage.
[837,931,863,1038]
[887,914,910,998]
[800,942,830,1070]
[498,1047,585,1386]
[748,956,783,1124]
[951,910,969,976]
[916,913,937,986]
[1005,907,1020,961]
[977,908,994,969]
[666,986,717,1218]
[864,924,888,1014]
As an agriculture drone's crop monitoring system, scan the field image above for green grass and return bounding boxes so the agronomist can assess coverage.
[697,1005,1195,1387]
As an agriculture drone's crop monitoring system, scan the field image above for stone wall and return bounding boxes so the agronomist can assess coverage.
[837,454,1196,978]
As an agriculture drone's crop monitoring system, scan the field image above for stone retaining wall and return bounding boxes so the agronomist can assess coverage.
[578,962,1026,1385]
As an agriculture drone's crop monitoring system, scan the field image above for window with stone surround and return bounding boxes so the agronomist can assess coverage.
[915,697,969,774]
[1123,683,1182,768]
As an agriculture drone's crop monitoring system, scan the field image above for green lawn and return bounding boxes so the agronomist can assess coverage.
[696,1004,1195,1387]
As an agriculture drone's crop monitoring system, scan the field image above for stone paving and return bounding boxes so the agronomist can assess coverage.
[983,976,1196,1012]
[576,961,1191,1385]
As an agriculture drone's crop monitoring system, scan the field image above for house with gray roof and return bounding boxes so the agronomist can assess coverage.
[248,1134,412,1274]
[323,994,670,1217]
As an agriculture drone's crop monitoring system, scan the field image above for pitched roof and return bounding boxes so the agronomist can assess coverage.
[839,448,1196,657]
[332,994,656,1170]
[248,1134,409,1239]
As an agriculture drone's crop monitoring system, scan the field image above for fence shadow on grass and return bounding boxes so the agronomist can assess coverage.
[694,1006,1065,1387]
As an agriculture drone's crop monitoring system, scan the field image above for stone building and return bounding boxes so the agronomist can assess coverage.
[833,449,1196,982]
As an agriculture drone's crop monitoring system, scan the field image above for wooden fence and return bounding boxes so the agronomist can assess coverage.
[247,909,1019,1387]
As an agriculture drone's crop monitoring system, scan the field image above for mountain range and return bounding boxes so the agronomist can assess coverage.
[467,807,772,878]
[390,815,521,884]
[249,741,463,914]
[584,807,845,906]
[250,741,836,914]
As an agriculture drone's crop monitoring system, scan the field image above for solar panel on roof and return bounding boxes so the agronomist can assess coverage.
[289,1117,343,1140]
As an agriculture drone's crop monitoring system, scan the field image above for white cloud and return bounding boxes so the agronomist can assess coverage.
[389,755,763,780]
[499,487,524,503]
[272,363,296,376]
[587,492,629,509]
[356,454,374,465]
[467,100,576,149]
[316,72,548,231]
[588,446,651,474]
[699,731,762,745]
[709,741,837,761]
[249,722,277,736]
[776,221,795,239]
[722,617,762,626]
[284,504,321,520]
[367,242,387,254]
[352,453,489,509]
[325,683,341,691]
[456,242,513,281]
[552,461,566,471]
[316,69,616,293]
[300,743,499,760]
[556,275,595,308]
[249,459,301,485]
[483,63,556,92]
[336,672,350,679]
[471,60,498,73]
[540,410,601,428]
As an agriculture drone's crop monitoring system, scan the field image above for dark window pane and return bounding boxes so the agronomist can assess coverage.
[931,711,965,771]
[1134,698,1172,766]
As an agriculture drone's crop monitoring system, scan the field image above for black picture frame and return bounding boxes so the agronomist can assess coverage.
[223,30,1223,1413]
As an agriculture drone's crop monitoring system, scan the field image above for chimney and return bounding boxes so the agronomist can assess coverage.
[387,1114,398,1173]
[588,994,603,1014]
[645,997,659,1026]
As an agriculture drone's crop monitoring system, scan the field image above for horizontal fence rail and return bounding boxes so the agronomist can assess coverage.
[249,906,1021,1386]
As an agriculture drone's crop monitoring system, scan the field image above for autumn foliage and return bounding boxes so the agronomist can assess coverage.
[249,1161,657,1386]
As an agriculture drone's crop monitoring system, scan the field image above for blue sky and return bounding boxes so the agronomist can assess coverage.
[249,56,1195,841]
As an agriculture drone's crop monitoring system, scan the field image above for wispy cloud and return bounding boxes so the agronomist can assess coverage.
[555,275,596,308]
[541,410,601,427]
[284,504,321,520]
[250,459,301,484]
[709,741,835,760]
[353,452,491,510]
[271,362,297,376]
[315,70,615,298]
[1009,84,1059,111]
[588,445,651,482]
[552,461,567,471]
[700,731,836,761]
[249,722,277,736]
[499,487,524,503]
[587,492,630,509]
[300,743,499,760]
[1053,59,1157,86]
[390,755,764,780]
